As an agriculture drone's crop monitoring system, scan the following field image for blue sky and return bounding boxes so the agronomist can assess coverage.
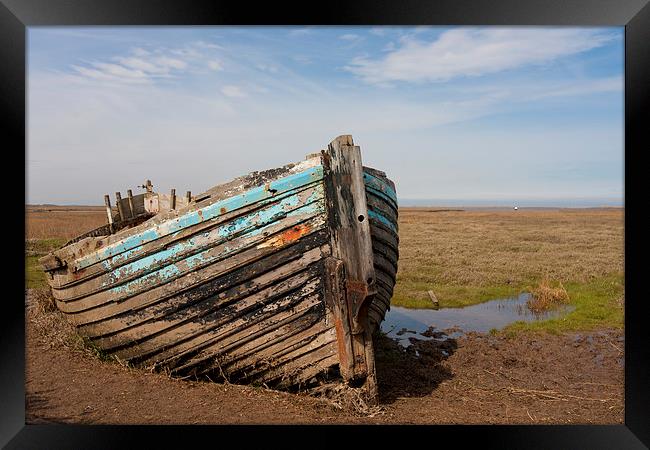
[27,26,624,206]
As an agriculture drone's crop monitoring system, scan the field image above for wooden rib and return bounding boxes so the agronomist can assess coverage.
[364,166,399,333]
[372,241,399,270]
[235,328,338,384]
[281,354,340,387]
[373,253,397,283]
[210,311,329,376]
[248,340,339,388]
[366,192,398,224]
[369,224,399,252]
[133,291,324,368]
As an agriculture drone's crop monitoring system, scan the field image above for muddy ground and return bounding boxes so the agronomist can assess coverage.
[25,289,623,425]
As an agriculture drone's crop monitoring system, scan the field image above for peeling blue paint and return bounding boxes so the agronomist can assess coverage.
[77,165,324,271]
[101,185,325,288]
[107,199,326,297]
[367,209,398,234]
[365,186,398,212]
[363,171,398,204]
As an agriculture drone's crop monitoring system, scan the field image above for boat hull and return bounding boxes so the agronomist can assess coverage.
[40,135,399,396]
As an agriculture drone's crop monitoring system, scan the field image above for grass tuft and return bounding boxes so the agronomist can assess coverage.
[526,278,569,312]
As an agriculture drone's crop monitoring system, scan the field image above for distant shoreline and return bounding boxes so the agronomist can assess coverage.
[26,204,624,212]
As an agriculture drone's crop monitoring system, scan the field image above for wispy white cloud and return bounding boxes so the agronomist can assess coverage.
[194,40,224,50]
[71,44,209,84]
[347,28,617,84]
[221,85,247,98]
[288,28,312,37]
[526,75,622,100]
[132,47,150,56]
[339,33,361,41]
[71,63,150,84]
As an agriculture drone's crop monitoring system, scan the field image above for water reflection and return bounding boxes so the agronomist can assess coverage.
[382,293,574,347]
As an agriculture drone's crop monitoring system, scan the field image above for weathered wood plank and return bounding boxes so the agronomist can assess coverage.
[117,278,323,364]
[224,326,337,383]
[91,251,325,350]
[212,313,328,377]
[66,163,325,272]
[323,134,378,401]
[54,209,327,311]
[68,231,329,328]
[323,257,354,379]
[50,182,323,289]
[324,135,376,332]
[152,292,324,371]
[52,186,325,299]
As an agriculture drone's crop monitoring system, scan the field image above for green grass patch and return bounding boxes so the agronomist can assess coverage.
[26,238,67,255]
[392,281,522,309]
[503,273,624,334]
[25,238,66,289]
[26,255,47,289]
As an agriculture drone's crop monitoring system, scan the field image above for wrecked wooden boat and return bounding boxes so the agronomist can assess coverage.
[39,135,398,401]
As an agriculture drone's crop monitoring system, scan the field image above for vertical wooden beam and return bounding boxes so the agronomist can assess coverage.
[323,134,378,401]
[115,192,125,222]
[170,189,176,210]
[186,191,192,204]
[323,257,355,379]
[104,194,114,233]
[127,189,135,219]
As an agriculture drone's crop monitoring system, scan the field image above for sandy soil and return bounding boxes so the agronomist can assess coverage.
[25,290,623,425]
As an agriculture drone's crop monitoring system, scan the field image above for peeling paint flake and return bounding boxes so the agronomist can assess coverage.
[256,224,313,249]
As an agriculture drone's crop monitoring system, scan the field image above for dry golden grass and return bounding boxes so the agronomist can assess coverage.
[26,207,106,240]
[394,207,624,308]
[24,205,624,330]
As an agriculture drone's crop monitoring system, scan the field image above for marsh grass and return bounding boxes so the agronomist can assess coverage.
[393,208,623,309]
[26,207,106,240]
[526,278,570,312]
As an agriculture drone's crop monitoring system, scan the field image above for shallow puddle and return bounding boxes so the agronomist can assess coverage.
[382,293,575,347]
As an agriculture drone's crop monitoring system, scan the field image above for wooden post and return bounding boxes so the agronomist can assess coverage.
[427,290,440,309]
[186,191,192,204]
[104,195,114,233]
[170,189,176,210]
[145,180,153,193]
[127,189,135,218]
[115,192,125,222]
[323,134,378,402]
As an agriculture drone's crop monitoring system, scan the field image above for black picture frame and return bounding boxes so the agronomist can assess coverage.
[3,0,648,447]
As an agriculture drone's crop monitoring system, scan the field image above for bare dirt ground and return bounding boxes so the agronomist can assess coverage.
[26,289,623,425]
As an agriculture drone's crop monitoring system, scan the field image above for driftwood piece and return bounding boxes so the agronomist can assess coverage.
[427,290,439,308]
